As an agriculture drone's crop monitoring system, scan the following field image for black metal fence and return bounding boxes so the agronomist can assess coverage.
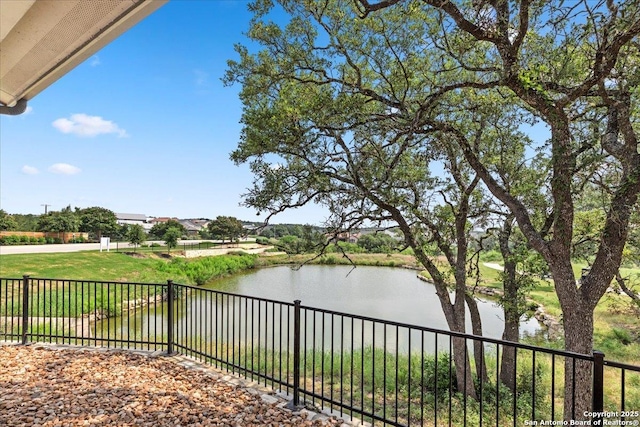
[113,241,231,253]
[2,276,639,426]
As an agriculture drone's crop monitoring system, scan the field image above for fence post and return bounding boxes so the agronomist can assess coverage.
[287,299,302,409]
[592,350,604,425]
[21,275,30,345]
[167,280,174,355]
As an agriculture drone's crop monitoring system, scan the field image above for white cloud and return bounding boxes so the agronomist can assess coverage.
[90,55,101,67]
[48,163,81,175]
[194,69,209,86]
[21,165,39,175]
[24,106,33,115]
[52,113,128,138]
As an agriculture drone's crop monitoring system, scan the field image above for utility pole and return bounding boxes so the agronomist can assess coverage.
[41,204,51,214]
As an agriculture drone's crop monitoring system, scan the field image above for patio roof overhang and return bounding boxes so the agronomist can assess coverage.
[0,0,167,115]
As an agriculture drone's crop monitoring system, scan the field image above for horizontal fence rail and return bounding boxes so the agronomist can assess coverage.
[113,241,227,253]
[1,276,639,426]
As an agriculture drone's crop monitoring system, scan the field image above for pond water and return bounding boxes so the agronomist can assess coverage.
[96,265,542,354]
[204,265,542,338]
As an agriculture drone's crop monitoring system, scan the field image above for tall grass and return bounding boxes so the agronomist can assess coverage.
[0,279,166,318]
[178,339,561,426]
[155,253,257,285]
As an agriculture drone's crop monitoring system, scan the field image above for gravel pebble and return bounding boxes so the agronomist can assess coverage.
[0,345,346,427]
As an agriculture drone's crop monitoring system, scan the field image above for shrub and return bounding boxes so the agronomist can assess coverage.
[155,253,257,285]
[3,235,20,245]
[611,327,633,345]
[480,250,503,262]
[404,353,457,400]
[19,235,30,244]
[318,255,338,265]
[255,237,270,245]
[336,241,364,253]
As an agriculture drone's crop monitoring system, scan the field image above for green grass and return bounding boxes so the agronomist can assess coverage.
[418,259,640,363]
[2,248,638,422]
[0,251,173,282]
[0,252,257,319]
[0,250,259,284]
[257,252,421,269]
[182,342,611,427]
[2,250,639,363]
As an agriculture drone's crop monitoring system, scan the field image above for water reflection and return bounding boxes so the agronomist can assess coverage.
[95,265,543,354]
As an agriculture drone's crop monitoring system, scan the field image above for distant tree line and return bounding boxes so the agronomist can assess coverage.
[1,206,119,241]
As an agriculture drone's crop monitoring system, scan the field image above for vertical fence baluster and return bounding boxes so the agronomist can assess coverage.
[167,280,174,355]
[300,307,304,400]
[551,353,555,421]
[331,313,335,412]
[244,298,248,377]
[592,351,605,425]
[292,300,301,408]
[532,350,536,423]
[434,332,438,427]
[408,328,411,427]
[383,323,387,422]
[21,275,29,344]
[513,347,517,427]
[6,275,640,427]
[449,337,453,427]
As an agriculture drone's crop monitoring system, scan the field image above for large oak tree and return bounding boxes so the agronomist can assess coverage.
[227,0,640,417]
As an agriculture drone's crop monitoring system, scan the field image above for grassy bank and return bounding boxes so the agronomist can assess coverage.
[2,250,638,363]
[256,252,421,269]
[0,252,258,319]
[0,251,168,282]
[182,342,640,426]
[420,260,640,364]
[0,251,257,284]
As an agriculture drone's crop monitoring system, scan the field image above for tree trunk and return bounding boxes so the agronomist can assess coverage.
[391,205,478,400]
[499,216,520,392]
[435,281,478,400]
[465,293,489,384]
[451,334,477,398]
[562,303,594,421]
[499,272,520,392]
[550,262,595,421]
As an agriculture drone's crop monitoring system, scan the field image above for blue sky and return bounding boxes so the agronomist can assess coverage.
[0,0,329,225]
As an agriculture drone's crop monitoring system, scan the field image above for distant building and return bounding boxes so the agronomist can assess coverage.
[328,231,361,244]
[149,217,178,224]
[116,213,152,231]
[178,219,208,236]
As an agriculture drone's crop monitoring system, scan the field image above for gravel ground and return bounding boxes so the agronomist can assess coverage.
[0,344,350,427]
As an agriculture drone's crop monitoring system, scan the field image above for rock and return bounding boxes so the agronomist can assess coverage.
[260,394,280,405]
[0,345,344,427]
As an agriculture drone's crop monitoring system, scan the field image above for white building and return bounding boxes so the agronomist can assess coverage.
[116,213,153,232]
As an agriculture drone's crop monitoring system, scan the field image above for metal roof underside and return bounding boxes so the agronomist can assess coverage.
[0,0,166,114]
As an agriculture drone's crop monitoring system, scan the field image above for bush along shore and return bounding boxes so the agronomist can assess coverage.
[2,250,638,364]
[415,274,563,339]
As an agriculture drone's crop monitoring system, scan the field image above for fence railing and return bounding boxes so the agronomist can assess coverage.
[112,240,244,253]
[2,276,639,426]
